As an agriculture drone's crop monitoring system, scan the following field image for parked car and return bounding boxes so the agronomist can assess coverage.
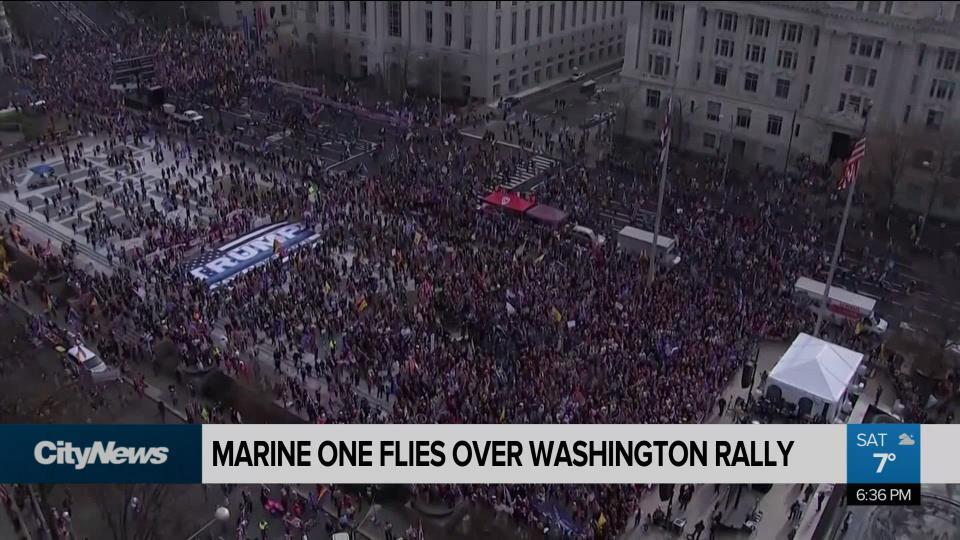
[66,344,109,376]
[183,110,204,124]
[571,224,606,247]
[570,71,586,82]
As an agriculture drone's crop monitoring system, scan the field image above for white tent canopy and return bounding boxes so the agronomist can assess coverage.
[767,333,864,419]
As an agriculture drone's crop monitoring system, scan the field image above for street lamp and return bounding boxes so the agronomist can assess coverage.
[186,506,231,540]
[718,113,735,187]
[916,159,941,246]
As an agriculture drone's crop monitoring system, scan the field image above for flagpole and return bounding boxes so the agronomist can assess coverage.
[647,4,684,286]
[647,101,670,286]
[813,102,871,337]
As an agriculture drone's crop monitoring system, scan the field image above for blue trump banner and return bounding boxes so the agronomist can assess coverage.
[186,222,320,289]
[0,425,202,484]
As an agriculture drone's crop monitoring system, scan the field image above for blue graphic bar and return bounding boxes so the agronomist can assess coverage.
[0,425,202,484]
[846,424,921,484]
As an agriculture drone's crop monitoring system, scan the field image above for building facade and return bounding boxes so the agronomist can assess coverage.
[0,1,12,69]
[219,1,626,102]
[213,1,295,30]
[621,1,960,174]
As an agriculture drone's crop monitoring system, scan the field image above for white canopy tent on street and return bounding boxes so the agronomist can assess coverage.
[766,333,864,420]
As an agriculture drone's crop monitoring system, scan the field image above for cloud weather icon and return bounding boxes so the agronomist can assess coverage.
[898,433,916,446]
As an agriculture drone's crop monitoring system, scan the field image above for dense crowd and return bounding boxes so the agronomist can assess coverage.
[3,5,924,539]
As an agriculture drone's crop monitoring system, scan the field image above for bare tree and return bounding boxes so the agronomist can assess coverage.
[615,84,638,142]
[439,62,466,103]
[915,122,960,245]
[861,121,914,230]
[413,56,441,97]
[379,45,415,101]
[94,484,179,540]
[910,275,960,392]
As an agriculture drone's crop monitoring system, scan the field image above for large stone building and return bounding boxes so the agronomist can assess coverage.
[621,0,960,180]
[214,1,626,102]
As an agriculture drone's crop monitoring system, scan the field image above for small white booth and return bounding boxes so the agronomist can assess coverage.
[765,333,864,420]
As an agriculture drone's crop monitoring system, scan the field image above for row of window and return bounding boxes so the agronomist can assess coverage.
[835,93,949,132]
[649,96,950,146]
[424,11,455,47]
[692,61,951,104]
[690,37,805,71]
[935,48,960,72]
[849,36,884,59]
[648,72,951,132]
[644,91,788,137]
[697,8,811,45]
[854,1,895,14]
[708,66,793,99]
[496,0,626,21]
[495,8,622,49]
[497,0,624,46]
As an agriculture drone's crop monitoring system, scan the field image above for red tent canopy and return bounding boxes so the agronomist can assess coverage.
[482,190,535,214]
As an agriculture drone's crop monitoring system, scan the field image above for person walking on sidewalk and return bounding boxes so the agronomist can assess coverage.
[840,511,852,536]
[788,500,800,522]
[692,519,705,540]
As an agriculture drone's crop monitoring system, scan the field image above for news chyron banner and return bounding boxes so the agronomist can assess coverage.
[1,424,958,492]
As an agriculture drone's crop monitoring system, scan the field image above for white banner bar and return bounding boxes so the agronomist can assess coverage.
[920,424,960,484]
[202,424,845,484]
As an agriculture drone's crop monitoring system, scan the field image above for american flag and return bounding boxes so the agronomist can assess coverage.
[659,97,673,171]
[838,137,866,191]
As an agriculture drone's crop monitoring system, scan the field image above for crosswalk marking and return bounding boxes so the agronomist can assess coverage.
[494,155,557,190]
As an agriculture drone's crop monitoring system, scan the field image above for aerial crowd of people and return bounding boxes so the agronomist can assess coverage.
[2,3,939,539]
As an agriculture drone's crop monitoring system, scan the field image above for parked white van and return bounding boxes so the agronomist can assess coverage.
[794,276,888,334]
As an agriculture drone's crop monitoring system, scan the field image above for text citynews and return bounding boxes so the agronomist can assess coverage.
[213,439,796,468]
[34,441,169,470]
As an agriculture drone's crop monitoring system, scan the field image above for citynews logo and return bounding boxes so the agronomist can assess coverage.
[33,441,169,470]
